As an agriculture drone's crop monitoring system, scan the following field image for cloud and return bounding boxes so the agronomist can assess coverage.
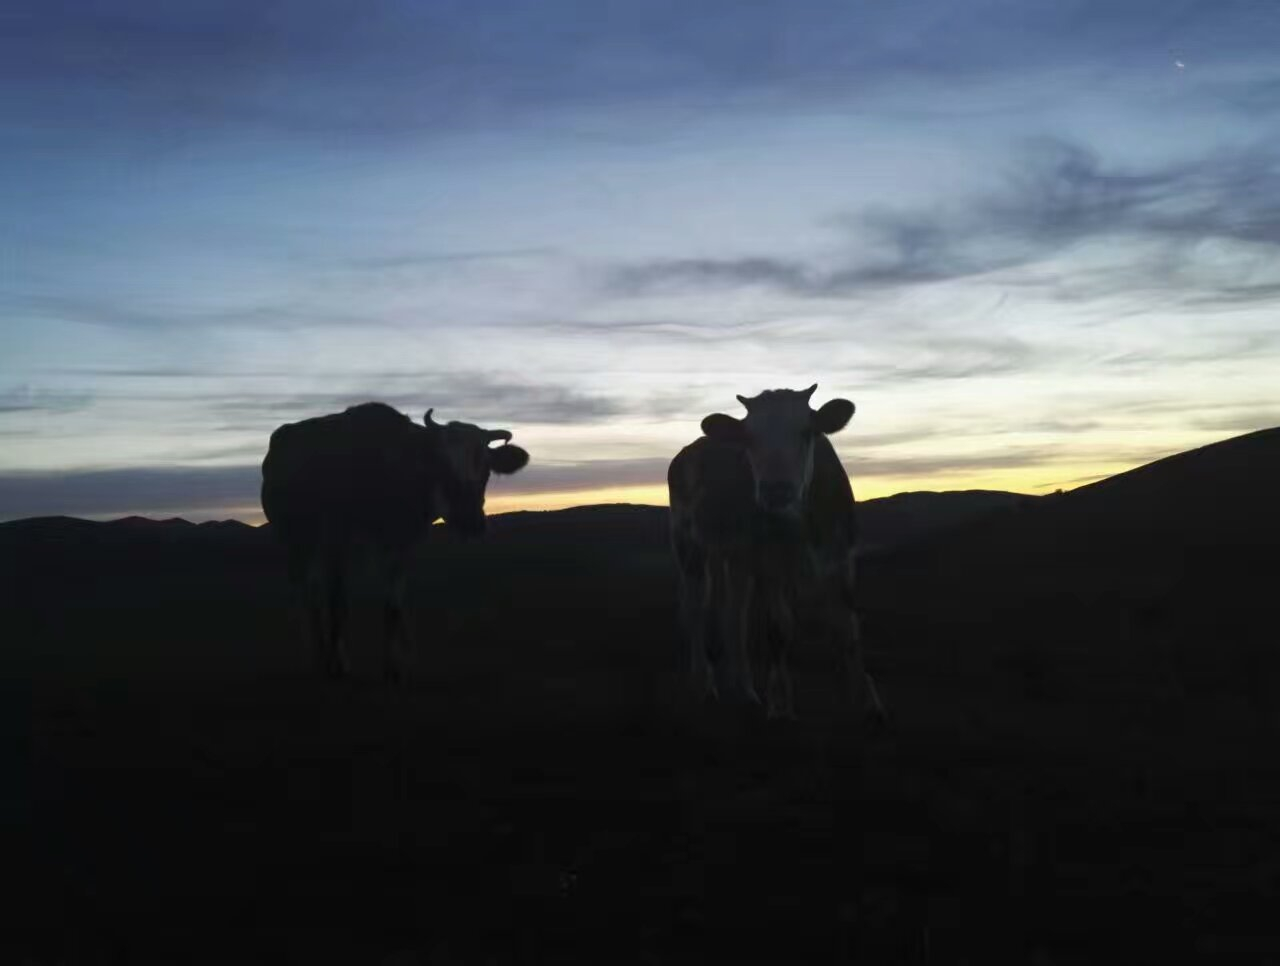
[205,373,625,428]
[0,456,674,521]
[6,1,1274,142]
[1191,410,1280,435]
[859,336,1046,383]
[0,464,260,520]
[1206,73,1280,116]
[607,138,1280,309]
[493,457,672,495]
[547,315,833,345]
[23,368,639,427]
[0,291,389,332]
[341,248,559,272]
[843,447,1061,480]
[0,386,93,415]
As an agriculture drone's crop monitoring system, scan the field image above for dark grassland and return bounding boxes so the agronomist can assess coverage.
[6,429,1280,963]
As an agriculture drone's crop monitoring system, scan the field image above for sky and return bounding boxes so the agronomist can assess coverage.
[2,0,1279,521]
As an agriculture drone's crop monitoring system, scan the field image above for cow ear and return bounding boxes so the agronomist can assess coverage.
[702,412,747,441]
[813,398,854,434]
[489,444,529,475]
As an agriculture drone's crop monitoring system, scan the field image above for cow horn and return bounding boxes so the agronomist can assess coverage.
[423,408,437,427]
[803,383,818,401]
[486,429,512,443]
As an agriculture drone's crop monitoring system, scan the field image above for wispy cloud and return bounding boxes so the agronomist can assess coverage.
[0,464,259,520]
[204,373,625,428]
[0,386,94,415]
[607,138,1280,309]
[7,1,1273,141]
[341,248,559,272]
[1191,410,1280,434]
[0,291,382,332]
[493,457,672,495]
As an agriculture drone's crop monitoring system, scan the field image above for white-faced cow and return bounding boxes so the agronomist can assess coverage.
[667,384,885,723]
[261,402,529,679]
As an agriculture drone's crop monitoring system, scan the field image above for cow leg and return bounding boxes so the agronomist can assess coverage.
[673,526,714,700]
[307,548,349,679]
[764,655,796,721]
[679,569,715,700]
[706,559,732,701]
[715,563,759,706]
[840,608,886,726]
[380,549,413,684]
[284,540,316,656]
[764,595,797,721]
[699,558,726,701]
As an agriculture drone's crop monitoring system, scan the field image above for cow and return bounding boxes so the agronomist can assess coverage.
[260,402,529,680]
[667,384,885,724]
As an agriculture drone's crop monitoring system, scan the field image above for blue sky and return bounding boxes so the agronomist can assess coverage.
[2,0,1278,519]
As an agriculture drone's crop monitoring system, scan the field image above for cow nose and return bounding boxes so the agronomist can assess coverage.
[758,481,796,511]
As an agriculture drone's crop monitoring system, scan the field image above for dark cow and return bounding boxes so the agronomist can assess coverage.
[667,384,884,722]
[261,402,529,679]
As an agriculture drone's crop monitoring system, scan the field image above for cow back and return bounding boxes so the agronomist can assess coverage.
[261,403,436,546]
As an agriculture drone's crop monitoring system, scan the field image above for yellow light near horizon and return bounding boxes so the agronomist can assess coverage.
[234,450,1179,526]
[484,484,671,514]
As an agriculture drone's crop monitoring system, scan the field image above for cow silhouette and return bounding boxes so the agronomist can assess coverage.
[261,402,528,679]
[668,384,884,723]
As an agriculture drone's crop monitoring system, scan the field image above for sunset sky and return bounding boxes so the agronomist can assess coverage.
[3,0,1278,521]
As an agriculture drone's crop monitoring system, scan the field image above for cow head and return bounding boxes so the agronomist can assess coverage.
[424,409,529,536]
[700,384,854,516]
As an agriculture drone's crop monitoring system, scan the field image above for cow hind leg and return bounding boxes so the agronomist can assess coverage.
[678,570,715,700]
[672,524,715,700]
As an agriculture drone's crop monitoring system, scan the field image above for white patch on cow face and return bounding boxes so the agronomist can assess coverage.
[740,394,816,516]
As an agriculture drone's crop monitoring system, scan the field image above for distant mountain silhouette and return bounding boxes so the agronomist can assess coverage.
[881,426,1280,573]
[1,492,1028,560]
[855,489,1035,554]
[859,426,1280,700]
[11,427,1279,964]
[4,427,1277,579]
[108,515,196,529]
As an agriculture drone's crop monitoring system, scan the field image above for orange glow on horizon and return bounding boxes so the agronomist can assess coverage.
[480,452,1154,514]
[225,445,1196,525]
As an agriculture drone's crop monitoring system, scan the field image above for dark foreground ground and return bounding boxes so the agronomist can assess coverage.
[7,430,1280,963]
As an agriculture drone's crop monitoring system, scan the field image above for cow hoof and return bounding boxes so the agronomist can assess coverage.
[320,661,349,680]
[864,709,890,737]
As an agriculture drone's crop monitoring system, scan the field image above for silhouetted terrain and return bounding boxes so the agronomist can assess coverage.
[7,429,1280,963]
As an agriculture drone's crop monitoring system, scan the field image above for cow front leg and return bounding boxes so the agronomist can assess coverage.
[764,658,796,721]
[715,564,759,707]
[380,553,413,684]
[840,608,886,726]
[307,553,349,679]
[763,597,797,721]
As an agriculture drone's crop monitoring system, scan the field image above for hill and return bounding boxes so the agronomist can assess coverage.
[6,427,1280,963]
[0,487,1030,567]
[860,426,1280,711]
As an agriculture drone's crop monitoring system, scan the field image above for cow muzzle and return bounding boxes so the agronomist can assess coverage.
[757,480,799,513]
